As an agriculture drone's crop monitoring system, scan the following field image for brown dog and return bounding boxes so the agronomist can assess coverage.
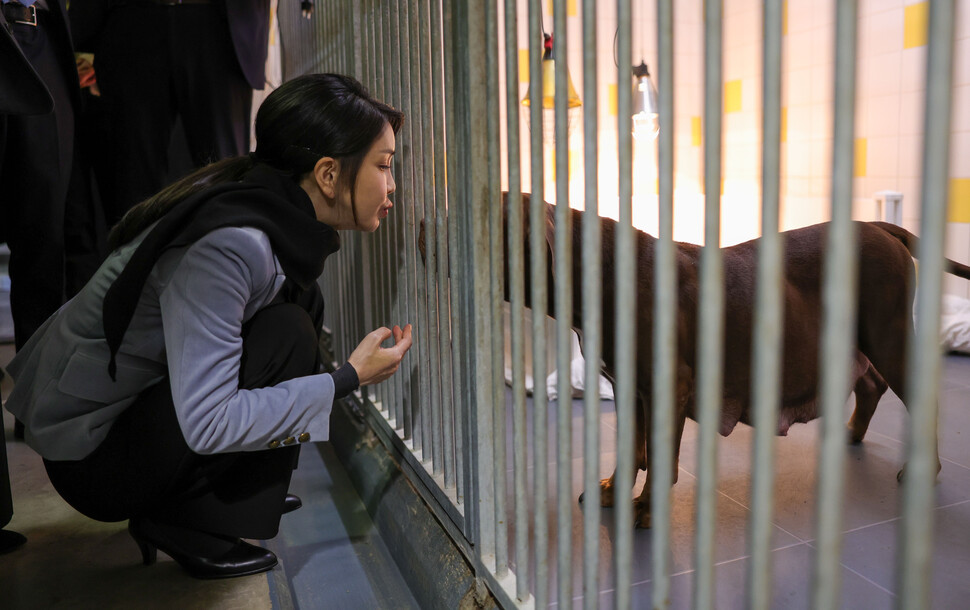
[421,193,970,528]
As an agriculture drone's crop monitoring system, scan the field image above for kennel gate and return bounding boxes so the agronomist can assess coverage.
[279,1,958,608]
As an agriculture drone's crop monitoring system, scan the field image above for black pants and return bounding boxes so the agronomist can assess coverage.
[0,9,100,350]
[44,301,321,540]
[93,2,253,224]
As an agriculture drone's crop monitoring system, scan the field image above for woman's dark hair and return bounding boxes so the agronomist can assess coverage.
[108,73,404,249]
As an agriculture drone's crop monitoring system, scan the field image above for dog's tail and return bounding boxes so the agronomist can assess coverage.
[871,221,970,280]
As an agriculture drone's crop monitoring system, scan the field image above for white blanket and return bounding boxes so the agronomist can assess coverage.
[941,294,970,354]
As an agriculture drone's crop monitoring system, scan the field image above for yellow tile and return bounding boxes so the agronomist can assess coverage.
[549,148,581,182]
[519,49,530,83]
[950,178,970,223]
[854,138,867,178]
[783,1,788,36]
[904,2,928,49]
[568,0,577,17]
[725,80,742,113]
[608,83,618,117]
[781,107,787,143]
[692,116,702,147]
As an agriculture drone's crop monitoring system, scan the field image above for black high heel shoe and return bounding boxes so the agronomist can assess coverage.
[128,517,278,579]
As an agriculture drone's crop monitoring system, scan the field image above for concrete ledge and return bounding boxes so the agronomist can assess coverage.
[328,397,497,610]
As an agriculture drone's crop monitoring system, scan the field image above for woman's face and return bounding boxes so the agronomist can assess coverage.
[343,123,397,232]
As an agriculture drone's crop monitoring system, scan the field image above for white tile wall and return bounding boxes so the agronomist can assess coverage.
[953,86,970,132]
[900,45,927,92]
[952,131,970,178]
[866,93,902,137]
[897,90,924,135]
[862,9,905,57]
[860,0,905,15]
[867,135,901,177]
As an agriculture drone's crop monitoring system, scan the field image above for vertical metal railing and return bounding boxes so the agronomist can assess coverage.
[502,0,529,602]
[900,2,956,609]
[651,0,676,607]
[552,0,574,603]
[613,1,636,607]
[748,1,785,608]
[580,0,601,606]
[692,0,725,607]
[527,0,551,606]
[280,2,955,607]
[813,1,860,608]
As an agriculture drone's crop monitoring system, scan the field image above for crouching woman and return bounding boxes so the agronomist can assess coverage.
[4,73,412,579]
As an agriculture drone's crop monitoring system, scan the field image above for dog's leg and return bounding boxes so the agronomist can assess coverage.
[589,392,648,509]
[847,356,889,444]
[633,372,691,529]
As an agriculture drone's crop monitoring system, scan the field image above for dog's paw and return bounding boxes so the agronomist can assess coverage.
[633,500,652,529]
[598,478,615,507]
[896,459,943,483]
[847,423,866,445]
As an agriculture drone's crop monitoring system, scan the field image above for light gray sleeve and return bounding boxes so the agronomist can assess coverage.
[159,227,334,454]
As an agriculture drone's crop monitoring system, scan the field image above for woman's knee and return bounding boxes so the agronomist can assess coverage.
[240,303,319,389]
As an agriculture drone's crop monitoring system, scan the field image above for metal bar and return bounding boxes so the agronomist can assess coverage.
[899,2,956,608]
[457,0,496,556]
[408,0,432,466]
[613,0,635,606]
[387,0,404,433]
[812,2,859,607]
[552,0,574,604]
[430,0,458,491]
[398,0,417,446]
[747,2,784,606]
[652,0,675,607]
[580,0,600,607]
[374,0,388,417]
[443,0,468,509]
[358,0,368,83]
[418,0,444,476]
[692,0,724,606]
[528,0,550,604]
[484,0,508,578]
[503,0,529,601]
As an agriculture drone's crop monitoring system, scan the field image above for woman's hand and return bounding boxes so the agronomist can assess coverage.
[346,324,413,386]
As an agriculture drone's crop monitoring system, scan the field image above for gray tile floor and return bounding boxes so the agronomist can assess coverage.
[4,334,970,608]
[503,354,970,608]
[0,343,416,610]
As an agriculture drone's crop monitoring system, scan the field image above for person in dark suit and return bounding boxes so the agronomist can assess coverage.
[0,0,100,352]
[1,0,102,453]
[1,0,58,554]
[69,0,288,226]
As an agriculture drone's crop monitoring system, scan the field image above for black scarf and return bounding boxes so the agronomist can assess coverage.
[102,163,341,380]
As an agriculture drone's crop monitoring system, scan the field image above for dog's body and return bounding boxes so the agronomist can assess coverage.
[495,193,970,528]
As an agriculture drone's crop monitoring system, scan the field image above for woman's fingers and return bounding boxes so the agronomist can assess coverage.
[349,324,413,386]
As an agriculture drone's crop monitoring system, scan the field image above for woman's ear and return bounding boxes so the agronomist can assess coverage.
[313,156,340,200]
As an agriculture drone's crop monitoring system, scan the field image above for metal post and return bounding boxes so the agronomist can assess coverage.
[580,0,601,606]
[748,1,785,605]
[899,2,956,608]
[504,0,529,601]
[812,2,859,607]
[651,1,675,607]
[692,0,725,607]
[484,0,508,578]
[528,0,550,604]
[613,0,635,606]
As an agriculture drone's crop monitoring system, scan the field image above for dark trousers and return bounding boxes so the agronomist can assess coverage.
[0,10,99,350]
[44,301,321,540]
[93,2,253,225]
